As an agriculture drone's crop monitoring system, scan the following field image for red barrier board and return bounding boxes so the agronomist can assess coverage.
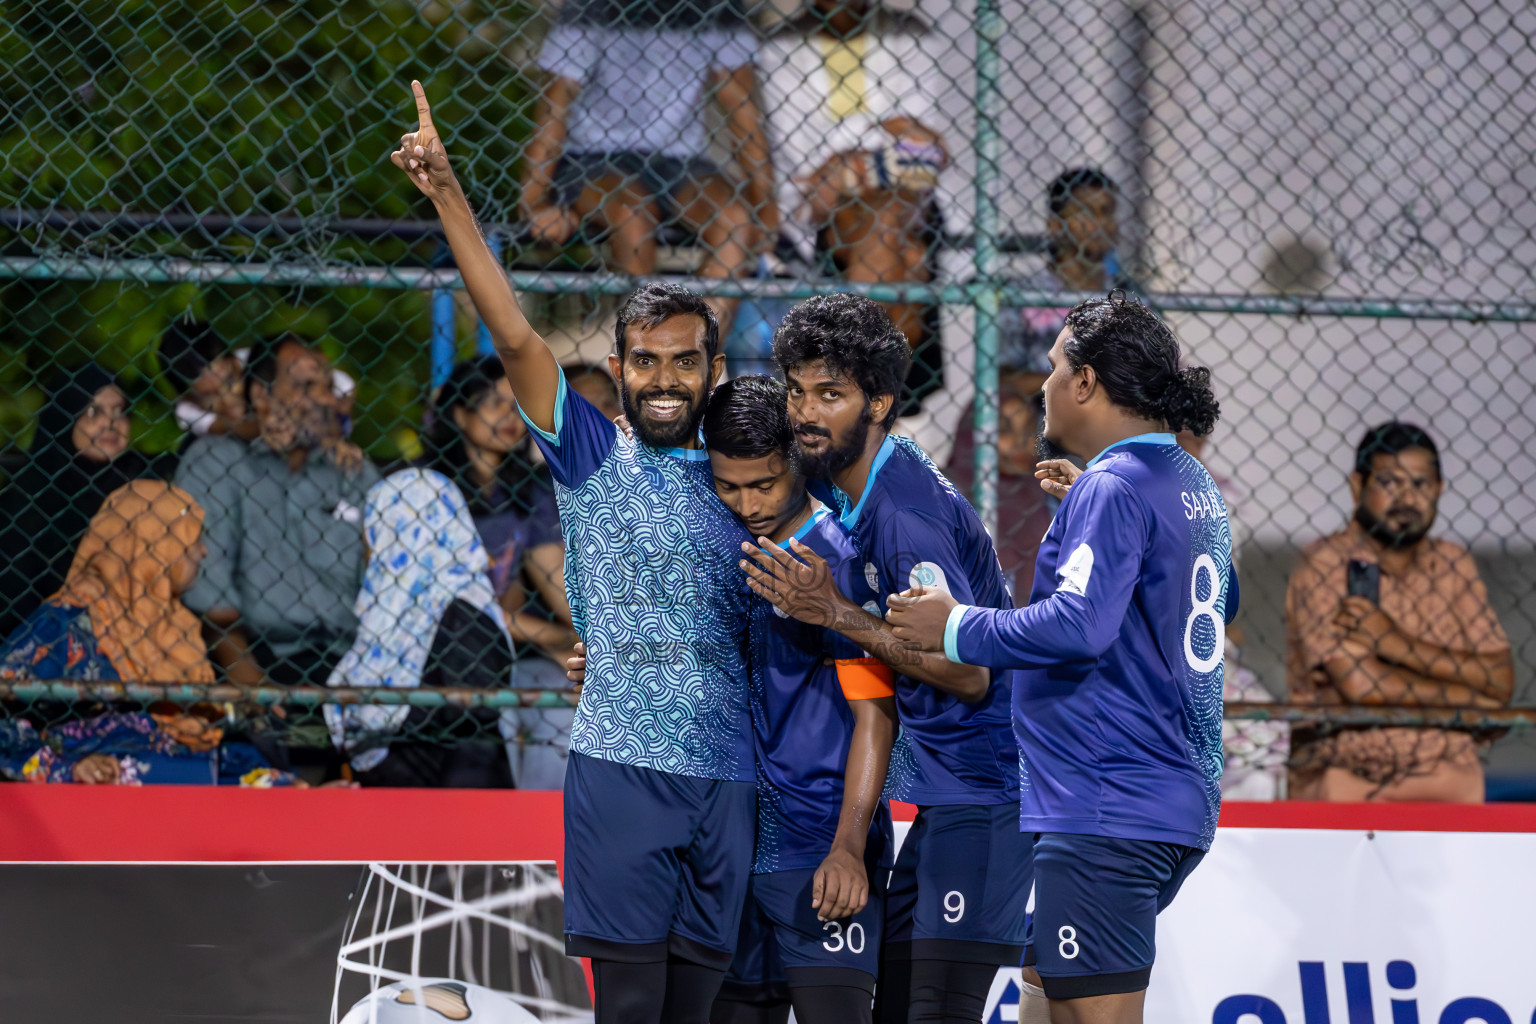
[0,788,1531,864]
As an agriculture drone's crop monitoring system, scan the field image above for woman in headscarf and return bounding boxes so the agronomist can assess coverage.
[0,480,309,786]
[0,364,155,637]
[0,479,210,684]
[424,357,576,789]
[324,468,516,788]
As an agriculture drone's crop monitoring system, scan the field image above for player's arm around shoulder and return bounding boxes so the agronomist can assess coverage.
[897,469,1149,668]
[389,81,563,433]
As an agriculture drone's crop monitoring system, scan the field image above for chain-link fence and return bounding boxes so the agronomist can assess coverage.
[1,0,1532,797]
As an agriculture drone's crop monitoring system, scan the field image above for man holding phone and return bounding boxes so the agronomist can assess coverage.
[1285,422,1513,802]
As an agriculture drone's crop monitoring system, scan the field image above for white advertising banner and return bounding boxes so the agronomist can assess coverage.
[980,827,1536,1024]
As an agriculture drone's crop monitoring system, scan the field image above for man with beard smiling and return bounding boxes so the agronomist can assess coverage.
[392,85,757,1024]
[740,293,1029,1024]
[1285,421,1513,802]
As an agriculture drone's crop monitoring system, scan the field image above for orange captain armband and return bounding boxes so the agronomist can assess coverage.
[835,657,897,700]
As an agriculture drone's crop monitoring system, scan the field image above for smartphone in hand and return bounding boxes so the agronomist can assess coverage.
[1346,558,1380,604]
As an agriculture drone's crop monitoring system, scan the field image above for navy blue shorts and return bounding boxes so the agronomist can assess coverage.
[719,863,886,1001]
[552,151,724,223]
[563,751,756,967]
[885,803,1033,965]
[1023,832,1205,999]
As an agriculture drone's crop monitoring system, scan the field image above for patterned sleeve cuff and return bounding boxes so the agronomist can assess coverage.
[943,604,974,664]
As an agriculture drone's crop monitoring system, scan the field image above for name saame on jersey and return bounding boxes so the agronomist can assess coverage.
[942,434,1238,850]
[520,375,756,783]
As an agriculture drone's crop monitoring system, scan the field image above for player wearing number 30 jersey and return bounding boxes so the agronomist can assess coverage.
[889,293,1238,1022]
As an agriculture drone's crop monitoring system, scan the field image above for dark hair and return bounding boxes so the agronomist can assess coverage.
[159,320,227,395]
[564,362,618,398]
[703,374,795,463]
[1047,167,1118,216]
[29,362,121,459]
[614,283,719,363]
[243,333,307,399]
[1061,291,1219,436]
[424,356,550,517]
[1354,422,1441,480]
[772,293,911,429]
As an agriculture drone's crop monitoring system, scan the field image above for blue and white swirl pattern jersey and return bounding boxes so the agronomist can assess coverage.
[521,376,756,782]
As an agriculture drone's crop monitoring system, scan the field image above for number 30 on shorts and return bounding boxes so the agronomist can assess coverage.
[822,921,866,954]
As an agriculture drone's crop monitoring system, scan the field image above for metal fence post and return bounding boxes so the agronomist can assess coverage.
[972,0,1004,538]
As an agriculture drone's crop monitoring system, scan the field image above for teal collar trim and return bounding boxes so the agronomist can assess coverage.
[789,504,830,543]
[661,430,709,460]
[1086,432,1177,469]
[661,442,709,461]
[834,434,897,529]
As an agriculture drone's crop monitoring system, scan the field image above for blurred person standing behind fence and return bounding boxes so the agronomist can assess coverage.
[1286,422,1513,803]
[1000,168,1133,392]
[424,357,577,789]
[156,319,258,466]
[759,0,948,352]
[0,363,155,639]
[521,0,773,336]
[174,336,381,687]
[944,370,1054,596]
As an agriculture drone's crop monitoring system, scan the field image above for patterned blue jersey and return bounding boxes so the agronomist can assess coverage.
[824,434,1019,806]
[943,434,1239,850]
[521,376,756,781]
[749,506,893,873]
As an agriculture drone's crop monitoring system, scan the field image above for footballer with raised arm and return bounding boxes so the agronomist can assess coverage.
[391,83,757,1024]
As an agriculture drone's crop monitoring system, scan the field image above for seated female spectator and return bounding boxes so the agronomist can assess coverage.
[0,480,316,786]
[0,480,210,684]
[424,357,577,789]
[324,469,517,788]
[0,364,155,638]
[0,708,305,787]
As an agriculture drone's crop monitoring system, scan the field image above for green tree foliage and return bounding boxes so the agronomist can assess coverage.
[0,0,538,461]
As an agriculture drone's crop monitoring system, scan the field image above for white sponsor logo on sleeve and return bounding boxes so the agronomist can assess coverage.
[908,561,951,594]
[1056,543,1094,596]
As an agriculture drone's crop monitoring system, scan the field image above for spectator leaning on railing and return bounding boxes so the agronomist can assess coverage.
[174,335,380,687]
[1285,422,1514,803]
[520,0,773,337]
[759,0,949,352]
[999,168,1134,395]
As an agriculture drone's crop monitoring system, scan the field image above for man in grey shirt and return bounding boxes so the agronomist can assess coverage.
[520,0,776,337]
[175,336,380,686]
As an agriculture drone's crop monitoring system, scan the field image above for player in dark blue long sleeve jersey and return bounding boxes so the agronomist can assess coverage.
[392,85,755,1024]
[888,294,1237,1024]
[741,295,1031,1024]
